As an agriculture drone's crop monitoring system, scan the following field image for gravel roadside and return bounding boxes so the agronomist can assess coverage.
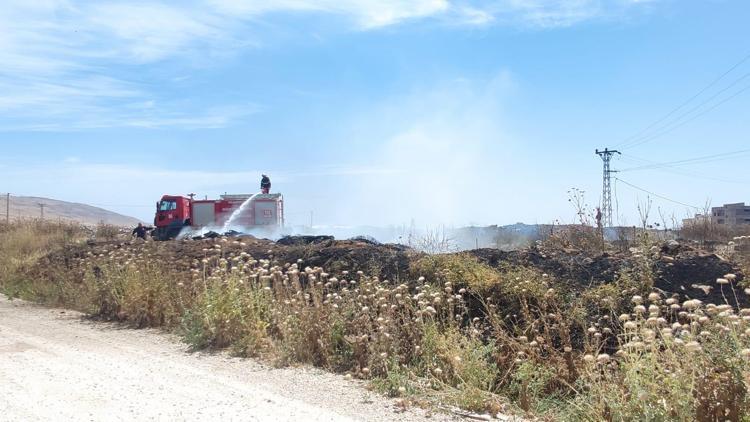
[0,295,464,422]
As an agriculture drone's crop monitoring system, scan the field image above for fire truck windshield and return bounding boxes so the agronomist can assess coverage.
[158,200,177,211]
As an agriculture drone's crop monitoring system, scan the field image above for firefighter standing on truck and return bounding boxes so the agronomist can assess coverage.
[261,174,271,194]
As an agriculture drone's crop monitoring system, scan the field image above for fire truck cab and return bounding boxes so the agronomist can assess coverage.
[153,196,193,240]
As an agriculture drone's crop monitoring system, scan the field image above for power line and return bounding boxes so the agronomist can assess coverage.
[619,153,750,184]
[618,148,750,172]
[650,82,750,137]
[620,74,750,149]
[619,71,750,148]
[616,52,750,149]
[614,177,702,210]
[631,165,748,184]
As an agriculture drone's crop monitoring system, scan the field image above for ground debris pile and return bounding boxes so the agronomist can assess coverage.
[276,235,335,246]
[468,240,746,307]
[28,236,747,309]
[653,240,746,306]
[28,235,416,291]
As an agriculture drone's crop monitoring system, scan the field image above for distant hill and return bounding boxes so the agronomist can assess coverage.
[0,195,141,227]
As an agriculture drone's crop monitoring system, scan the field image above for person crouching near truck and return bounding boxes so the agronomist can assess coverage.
[261,174,271,194]
[132,223,153,240]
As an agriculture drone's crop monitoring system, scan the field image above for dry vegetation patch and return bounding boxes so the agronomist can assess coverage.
[3,222,750,420]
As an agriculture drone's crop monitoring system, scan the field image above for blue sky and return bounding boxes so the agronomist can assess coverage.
[0,0,748,227]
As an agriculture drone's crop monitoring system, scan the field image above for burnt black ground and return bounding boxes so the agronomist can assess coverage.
[31,236,747,307]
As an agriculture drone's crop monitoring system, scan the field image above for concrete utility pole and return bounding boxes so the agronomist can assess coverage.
[38,203,45,220]
[5,193,9,224]
[595,148,621,228]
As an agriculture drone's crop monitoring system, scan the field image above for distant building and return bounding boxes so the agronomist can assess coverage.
[711,203,750,226]
[682,213,711,227]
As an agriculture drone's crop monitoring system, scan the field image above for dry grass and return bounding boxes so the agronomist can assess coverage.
[94,223,127,241]
[0,220,88,300]
[681,220,750,244]
[2,221,750,420]
[411,253,502,292]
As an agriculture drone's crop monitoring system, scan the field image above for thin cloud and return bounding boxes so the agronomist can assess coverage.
[468,0,657,28]
[85,3,226,63]
[207,0,655,30]
[0,1,255,131]
[207,0,450,29]
[453,6,496,25]
[0,0,661,131]
[0,72,261,131]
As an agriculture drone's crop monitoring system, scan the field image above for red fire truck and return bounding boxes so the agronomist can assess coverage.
[153,193,284,240]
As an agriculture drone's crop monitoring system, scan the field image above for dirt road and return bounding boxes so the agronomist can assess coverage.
[0,296,457,422]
